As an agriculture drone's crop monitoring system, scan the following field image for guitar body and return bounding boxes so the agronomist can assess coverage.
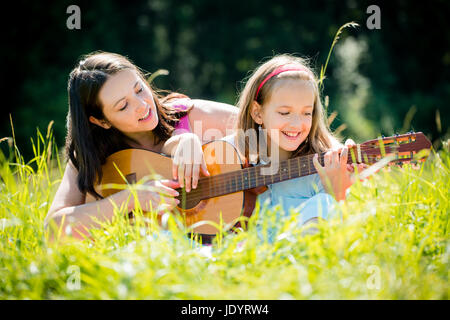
[86,140,259,235]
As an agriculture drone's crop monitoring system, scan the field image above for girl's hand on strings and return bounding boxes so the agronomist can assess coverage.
[171,133,210,192]
[344,138,369,176]
[313,147,353,201]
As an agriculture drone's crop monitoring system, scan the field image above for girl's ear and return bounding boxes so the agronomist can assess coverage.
[89,116,112,129]
[250,101,263,125]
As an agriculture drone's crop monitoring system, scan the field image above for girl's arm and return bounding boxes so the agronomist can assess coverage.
[45,161,179,240]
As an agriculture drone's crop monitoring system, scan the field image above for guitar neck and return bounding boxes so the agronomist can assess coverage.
[196,152,339,200]
[192,130,431,201]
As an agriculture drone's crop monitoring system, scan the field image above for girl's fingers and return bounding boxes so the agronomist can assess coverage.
[162,195,180,207]
[172,163,178,181]
[350,163,365,174]
[177,164,185,188]
[184,164,192,192]
[159,179,181,194]
[344,138,355,146]
[340,147,348,166]
[322,152,328,167]
[332,150,339,166]
[200,157,210,177]
[357,163,367,173]
[192,164,200,189]
[150,190,179,206]
[147,183,179,198]
[344,140,356,162]
[324,151,332,167]
[156,195,179,208]
[313,154,330,193]
[346,164,354,173]
[313,154,324,173]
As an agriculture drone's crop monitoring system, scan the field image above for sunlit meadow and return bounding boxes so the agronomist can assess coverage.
[1,21,448,300]
[0,120,448,300]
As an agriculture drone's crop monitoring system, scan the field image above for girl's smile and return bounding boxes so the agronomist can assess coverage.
[281,130,301,139]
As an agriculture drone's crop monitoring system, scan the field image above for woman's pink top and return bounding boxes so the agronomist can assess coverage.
[171,100,192,135]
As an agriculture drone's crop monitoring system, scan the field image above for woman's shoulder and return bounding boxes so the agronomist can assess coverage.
[162,93,194,111]
[189,99,238,117]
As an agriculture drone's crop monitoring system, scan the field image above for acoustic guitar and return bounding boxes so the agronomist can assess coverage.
[86,132,431,237]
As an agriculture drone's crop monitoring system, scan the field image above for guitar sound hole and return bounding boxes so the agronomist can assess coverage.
[125,173,137,184]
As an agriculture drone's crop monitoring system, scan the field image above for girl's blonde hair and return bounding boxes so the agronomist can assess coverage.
[236,54,340,161]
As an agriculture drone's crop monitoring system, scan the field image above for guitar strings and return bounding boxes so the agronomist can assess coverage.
[180,140,426,197]
[105,137,427,207]
[172,140,427,205]
[173,153,381,204]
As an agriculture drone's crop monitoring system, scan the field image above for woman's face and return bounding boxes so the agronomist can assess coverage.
[95,69,159,134]
[255,79,315,158]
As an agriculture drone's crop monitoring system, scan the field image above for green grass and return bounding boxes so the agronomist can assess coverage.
[0,124,448,300]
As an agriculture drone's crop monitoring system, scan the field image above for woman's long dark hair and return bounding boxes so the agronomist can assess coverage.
[66,51,190,199]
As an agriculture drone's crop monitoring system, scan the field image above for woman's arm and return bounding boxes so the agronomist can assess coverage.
[44,161,116,239]
[44,161,179,240]
[162,133,210,192]
[161,100,238,192]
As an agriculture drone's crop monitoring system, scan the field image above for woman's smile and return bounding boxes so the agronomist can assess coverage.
[138,108,152,122]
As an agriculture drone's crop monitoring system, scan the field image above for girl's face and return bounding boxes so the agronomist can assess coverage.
[254,79,315,159]
[94,69,159,135]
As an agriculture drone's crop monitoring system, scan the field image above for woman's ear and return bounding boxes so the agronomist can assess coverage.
[250,101,263,125]
[89,116,111,129]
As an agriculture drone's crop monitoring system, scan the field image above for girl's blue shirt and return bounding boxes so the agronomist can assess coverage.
[221,134,339,240]
[256,173,335,223]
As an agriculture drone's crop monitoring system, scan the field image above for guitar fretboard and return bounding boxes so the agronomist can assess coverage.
[193,152,329,200]
[179,132,431,202]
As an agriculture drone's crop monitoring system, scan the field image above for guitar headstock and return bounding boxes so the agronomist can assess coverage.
[348,132,432,167]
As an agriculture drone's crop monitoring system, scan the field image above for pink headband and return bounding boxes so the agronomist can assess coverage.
[254,64,312,100]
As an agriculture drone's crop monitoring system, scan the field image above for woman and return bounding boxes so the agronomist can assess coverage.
[44,51,238,239]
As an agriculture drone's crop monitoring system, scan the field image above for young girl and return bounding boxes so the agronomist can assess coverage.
[45,51,238,239]
[227,54,363,240]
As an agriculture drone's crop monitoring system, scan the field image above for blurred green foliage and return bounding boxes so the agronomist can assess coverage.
[1,0,449,160]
